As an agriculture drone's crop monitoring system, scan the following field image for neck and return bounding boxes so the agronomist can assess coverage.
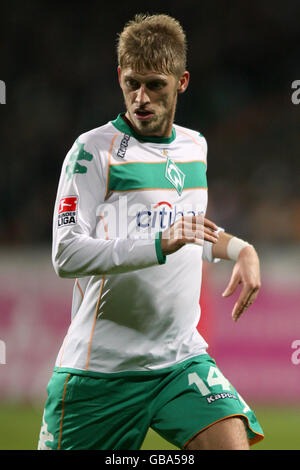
[125,114,174,138]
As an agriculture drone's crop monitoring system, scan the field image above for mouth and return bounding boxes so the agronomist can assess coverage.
[134,109,154,121]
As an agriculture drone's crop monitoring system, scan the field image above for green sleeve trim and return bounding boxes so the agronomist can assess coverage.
[155,232,167,265]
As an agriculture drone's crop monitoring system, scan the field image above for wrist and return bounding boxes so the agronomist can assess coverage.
[226,236,251,261]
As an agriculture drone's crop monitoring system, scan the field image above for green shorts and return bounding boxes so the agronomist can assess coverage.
[38,354,264,450]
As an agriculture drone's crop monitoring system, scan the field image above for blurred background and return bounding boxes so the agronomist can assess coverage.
[0,0,299,450]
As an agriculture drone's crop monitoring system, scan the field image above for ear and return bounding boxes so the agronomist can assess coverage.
[177,71,190,94]
[117,66,122,86]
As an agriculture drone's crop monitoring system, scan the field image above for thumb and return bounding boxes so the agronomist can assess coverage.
[222,274,240,297]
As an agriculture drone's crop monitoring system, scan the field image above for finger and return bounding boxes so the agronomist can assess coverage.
[233,285,252,314]
[184,220,218,240]
[179,233,204,246]
[182,215,218,232]
[173,224,200,243]
[203,232,219,243]
[203,227,219,243]
[178,219,205,240]
[222,274,240,297]
[232,287,259,322]
[203,217,218,231]
[181,215,204,224]
[176,218,218,244]
[232,300,251,322]
[174,223,204,246]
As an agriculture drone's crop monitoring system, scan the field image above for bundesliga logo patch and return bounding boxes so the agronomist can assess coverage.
[58,196,78,228]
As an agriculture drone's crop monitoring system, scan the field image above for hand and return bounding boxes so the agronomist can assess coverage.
[161,215,219,256]
[222,245,261,322]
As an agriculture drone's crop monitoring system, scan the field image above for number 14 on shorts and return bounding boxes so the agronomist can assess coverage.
[188,366,250,413]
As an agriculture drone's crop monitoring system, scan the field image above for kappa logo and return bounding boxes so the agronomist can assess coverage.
[206,392,238,404]
[58,196,78,228]
[165,157,185,196]
[117,134,130,158]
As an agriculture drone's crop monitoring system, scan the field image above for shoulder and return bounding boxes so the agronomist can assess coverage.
[173,122,208,157]
[63,121,122,177]
[76,121,121,153]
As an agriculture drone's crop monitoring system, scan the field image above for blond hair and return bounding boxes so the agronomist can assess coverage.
[117,13,187,77]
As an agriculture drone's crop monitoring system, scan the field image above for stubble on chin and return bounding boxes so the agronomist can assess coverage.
[125,93,177,136]
[131,108,174,136]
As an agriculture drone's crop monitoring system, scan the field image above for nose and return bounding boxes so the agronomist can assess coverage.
[135,86,150,106]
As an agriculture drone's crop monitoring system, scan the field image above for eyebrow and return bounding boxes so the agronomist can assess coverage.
[123,73,168,83]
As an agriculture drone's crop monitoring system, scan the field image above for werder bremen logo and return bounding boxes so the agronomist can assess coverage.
[66,139,93,180]
[165,157,185,196]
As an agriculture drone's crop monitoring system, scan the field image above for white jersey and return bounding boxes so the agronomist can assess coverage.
[52,114,220,375]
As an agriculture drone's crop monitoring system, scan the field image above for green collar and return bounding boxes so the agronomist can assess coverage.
[111,113,176,144]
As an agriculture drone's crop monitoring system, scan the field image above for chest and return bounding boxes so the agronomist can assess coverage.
[107,141,207,196]
[103,148,207,236]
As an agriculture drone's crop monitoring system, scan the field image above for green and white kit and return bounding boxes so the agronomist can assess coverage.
[39,355,263,450]
[39,114,264,449]
[52,113,214,374]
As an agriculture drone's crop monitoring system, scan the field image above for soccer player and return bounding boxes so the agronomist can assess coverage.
[38,14,264,450]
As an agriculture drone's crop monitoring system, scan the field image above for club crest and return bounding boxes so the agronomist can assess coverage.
[165,157,185,196]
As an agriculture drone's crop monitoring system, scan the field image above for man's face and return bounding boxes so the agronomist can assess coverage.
[118,67,189,137]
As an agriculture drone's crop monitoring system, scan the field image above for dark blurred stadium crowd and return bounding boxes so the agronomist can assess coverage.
[1,1,299,246]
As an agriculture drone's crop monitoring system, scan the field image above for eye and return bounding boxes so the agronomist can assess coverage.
[125,79,139,90]
[147,81,165,91]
